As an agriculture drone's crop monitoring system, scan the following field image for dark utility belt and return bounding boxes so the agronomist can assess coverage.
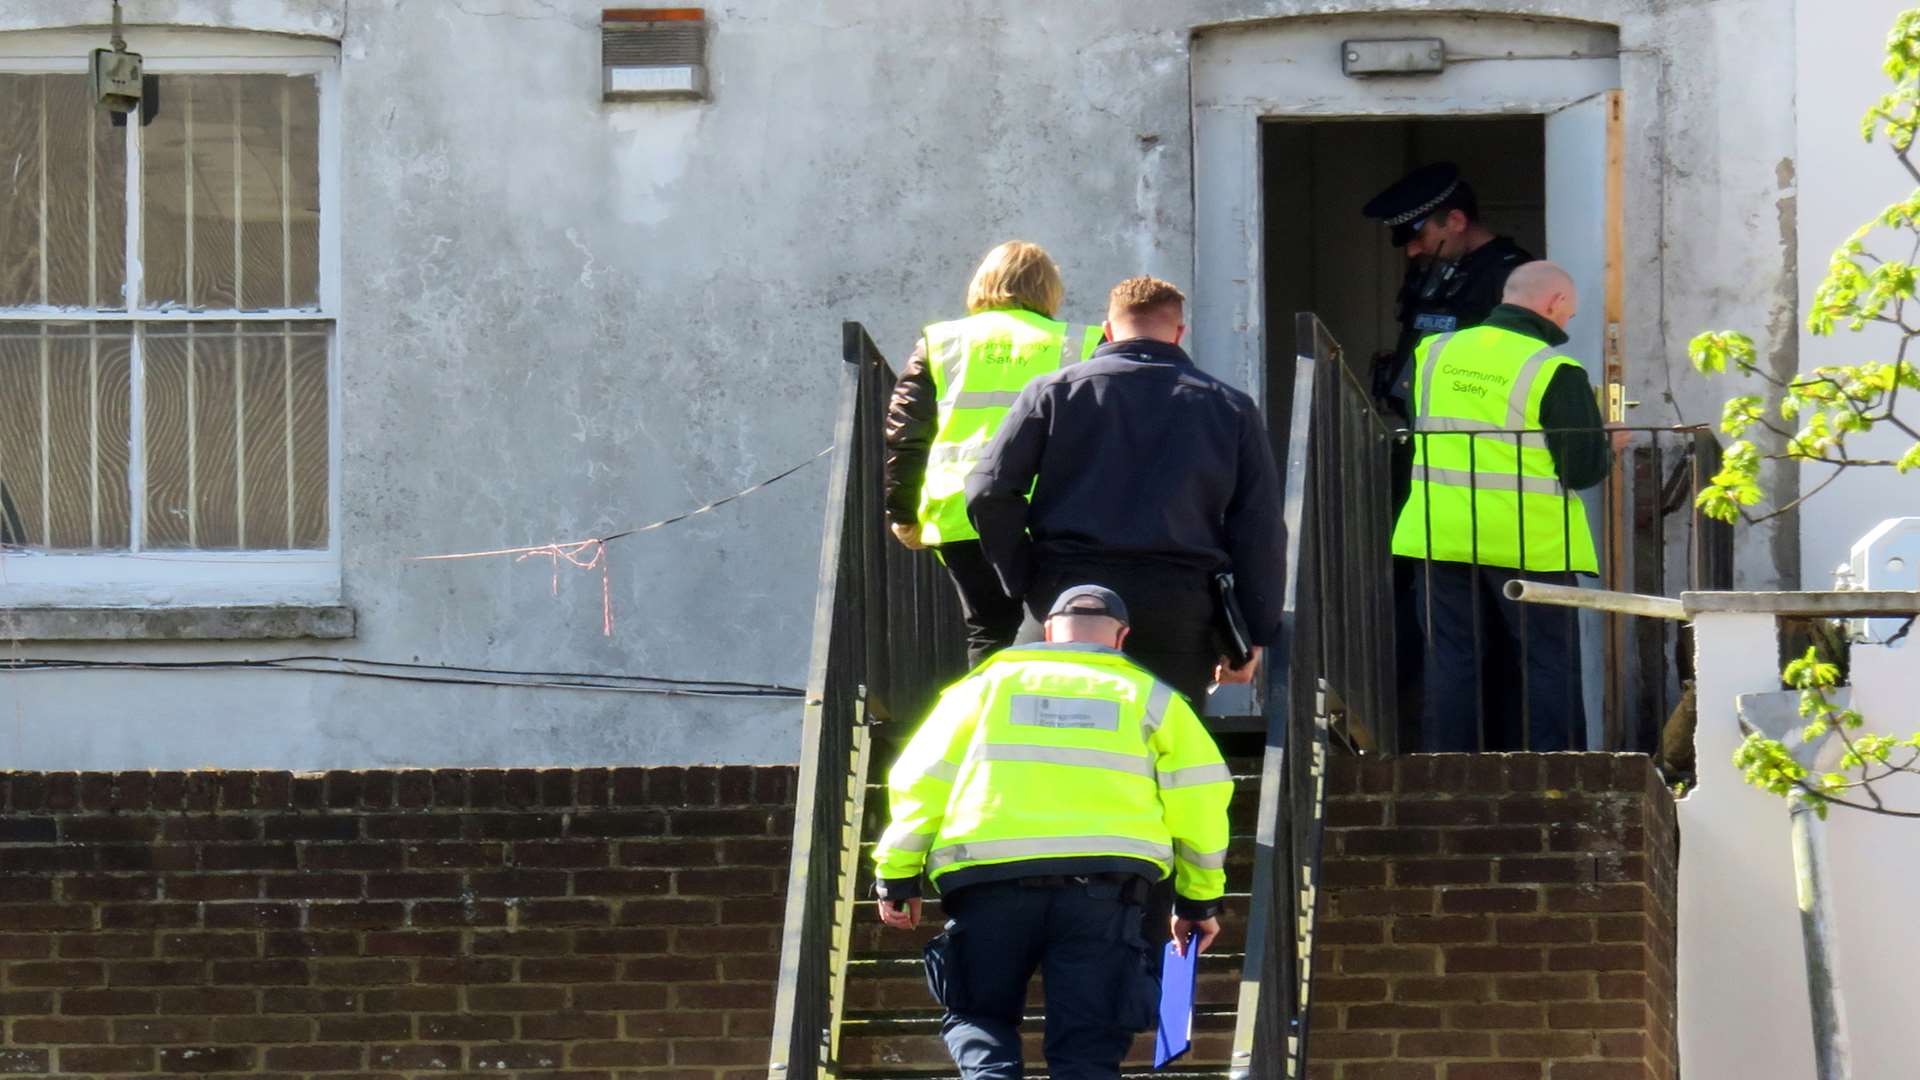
[1015,872,1153,906]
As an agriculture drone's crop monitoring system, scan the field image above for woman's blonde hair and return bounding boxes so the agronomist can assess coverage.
[965,241,1064,318]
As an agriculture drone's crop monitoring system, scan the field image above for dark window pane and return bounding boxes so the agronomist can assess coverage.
[0,323,131,551]
[0,75,129,311]
[143,75,319,311]
[145,320,327,550]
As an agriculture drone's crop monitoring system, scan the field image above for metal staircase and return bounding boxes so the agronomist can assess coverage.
[768,318,1381,1079]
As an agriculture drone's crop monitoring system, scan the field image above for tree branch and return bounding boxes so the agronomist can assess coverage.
[1836,748,1920,788]
[1734,465,1847,525]
[1899,142,1920,185]
[1827,713,1888,809]
[1792,774,1920,817]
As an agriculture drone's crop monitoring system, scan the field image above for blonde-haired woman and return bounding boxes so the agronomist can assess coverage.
[883,241,1102,665]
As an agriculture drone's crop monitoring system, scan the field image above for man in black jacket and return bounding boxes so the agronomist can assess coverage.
[963,277,1286,708]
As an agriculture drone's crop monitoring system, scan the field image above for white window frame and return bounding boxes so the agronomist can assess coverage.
[0,30,342,607]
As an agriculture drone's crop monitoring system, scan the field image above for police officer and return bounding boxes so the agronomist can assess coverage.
[1364,163,1534,743]
[963,277,1286,707]
[873,585,1232,1079]
[1363,162,1534,426]
[1391,261,1608,752]
[884,241,1103,665]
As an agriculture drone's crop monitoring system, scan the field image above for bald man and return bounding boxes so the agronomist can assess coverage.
[1390,260,1608,753]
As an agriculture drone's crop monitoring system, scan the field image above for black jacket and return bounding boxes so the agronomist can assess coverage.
[1474,305,1610,490]
[882,338,939,526]
[963,338,1288,645]
[1380,235,1533,415]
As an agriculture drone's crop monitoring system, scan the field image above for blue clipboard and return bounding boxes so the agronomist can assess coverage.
[1154,935,1197,1068]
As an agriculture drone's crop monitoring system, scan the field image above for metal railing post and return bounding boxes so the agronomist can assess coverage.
[767,323,966,1079]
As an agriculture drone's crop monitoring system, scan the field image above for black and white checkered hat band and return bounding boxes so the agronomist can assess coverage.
[1385,179,1461,227]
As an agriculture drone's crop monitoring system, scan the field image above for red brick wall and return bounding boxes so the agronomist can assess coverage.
[0,767,795,1080]
[1311,754,1679,1080]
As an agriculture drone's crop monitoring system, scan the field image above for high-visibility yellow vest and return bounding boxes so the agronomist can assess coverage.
[1391,325,1599,573]
[871,643,1233,902]
[916,309,1102,544]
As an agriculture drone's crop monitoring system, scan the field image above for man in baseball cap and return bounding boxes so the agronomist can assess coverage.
[1046,583,1130,628]
[873,583,1231,1077]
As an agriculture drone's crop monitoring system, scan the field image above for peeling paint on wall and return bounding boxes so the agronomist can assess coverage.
[606,108,702,228]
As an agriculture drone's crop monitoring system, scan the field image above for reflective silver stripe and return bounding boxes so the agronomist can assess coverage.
[1157,762,1234,790]
[927,443,985,466]
[1060,324,1089,365]
[1174,840,1227,870]
[1415,464,1564,497]
[1140,680,1175,735]
[932,331,965,393]
[976,743,1153,779]
[1506,345,1566,429]
[951,390,1024,409]
[927,834,1174,871]
[921,758,960,783]
[1415,332,1456,414]
[878,825,935,852]
[1415,416,1549,450]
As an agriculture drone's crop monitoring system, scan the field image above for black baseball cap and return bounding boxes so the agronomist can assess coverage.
[1046,585,1129,625]
[1362,161,1463,247]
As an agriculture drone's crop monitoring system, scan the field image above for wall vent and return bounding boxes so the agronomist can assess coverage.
[602,8,707,101]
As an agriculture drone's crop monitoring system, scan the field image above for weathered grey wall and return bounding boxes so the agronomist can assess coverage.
[1794,0,1920,583]
[0,0,1806,767]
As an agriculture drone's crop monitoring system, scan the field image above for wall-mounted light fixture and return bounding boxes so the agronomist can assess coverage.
[91,0,143,112]
[602,8,708,102]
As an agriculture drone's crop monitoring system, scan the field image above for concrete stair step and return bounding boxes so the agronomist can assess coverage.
[835,1006,1240,1070]
[842,952,1246,1012]
[829,1060,1221,1068]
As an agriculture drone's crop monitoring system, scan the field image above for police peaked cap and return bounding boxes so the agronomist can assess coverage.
[1363,161,1468,247]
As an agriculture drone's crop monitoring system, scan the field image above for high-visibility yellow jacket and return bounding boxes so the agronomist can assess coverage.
[1390,324,1599,572]
[915,309,1102,544]
[871,643,1233,904]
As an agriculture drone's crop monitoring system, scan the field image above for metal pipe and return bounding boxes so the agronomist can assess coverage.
[1502,579,1687,621]
[1790,792,1853,1080]
[1739,690,1854,1080]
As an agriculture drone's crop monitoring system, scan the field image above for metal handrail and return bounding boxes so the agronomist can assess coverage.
[767,323,966,1079]
[1504,580,1688,621]
[1229,314,1349,1079]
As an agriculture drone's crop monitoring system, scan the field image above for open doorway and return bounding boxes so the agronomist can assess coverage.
[1260,115,1546,427]
[1259,113,1623,751]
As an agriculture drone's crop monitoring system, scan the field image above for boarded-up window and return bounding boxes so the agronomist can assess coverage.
[0,70,328,553]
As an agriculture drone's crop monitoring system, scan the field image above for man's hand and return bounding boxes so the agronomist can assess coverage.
[1170,914,1220,958]
[1214,645,1264,685]
[889,522,926,550]
[877,896,923,930]
[1604,421,1633,454]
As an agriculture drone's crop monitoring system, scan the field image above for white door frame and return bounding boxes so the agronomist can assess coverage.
[1189,14,1625,395]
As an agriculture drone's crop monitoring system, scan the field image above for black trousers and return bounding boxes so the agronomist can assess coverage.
[938,540,1025,667]
[928,880,1158,1079]
[1016,562,1221,706]
[1411,562,1586,752]
[1388,437,1425,750]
